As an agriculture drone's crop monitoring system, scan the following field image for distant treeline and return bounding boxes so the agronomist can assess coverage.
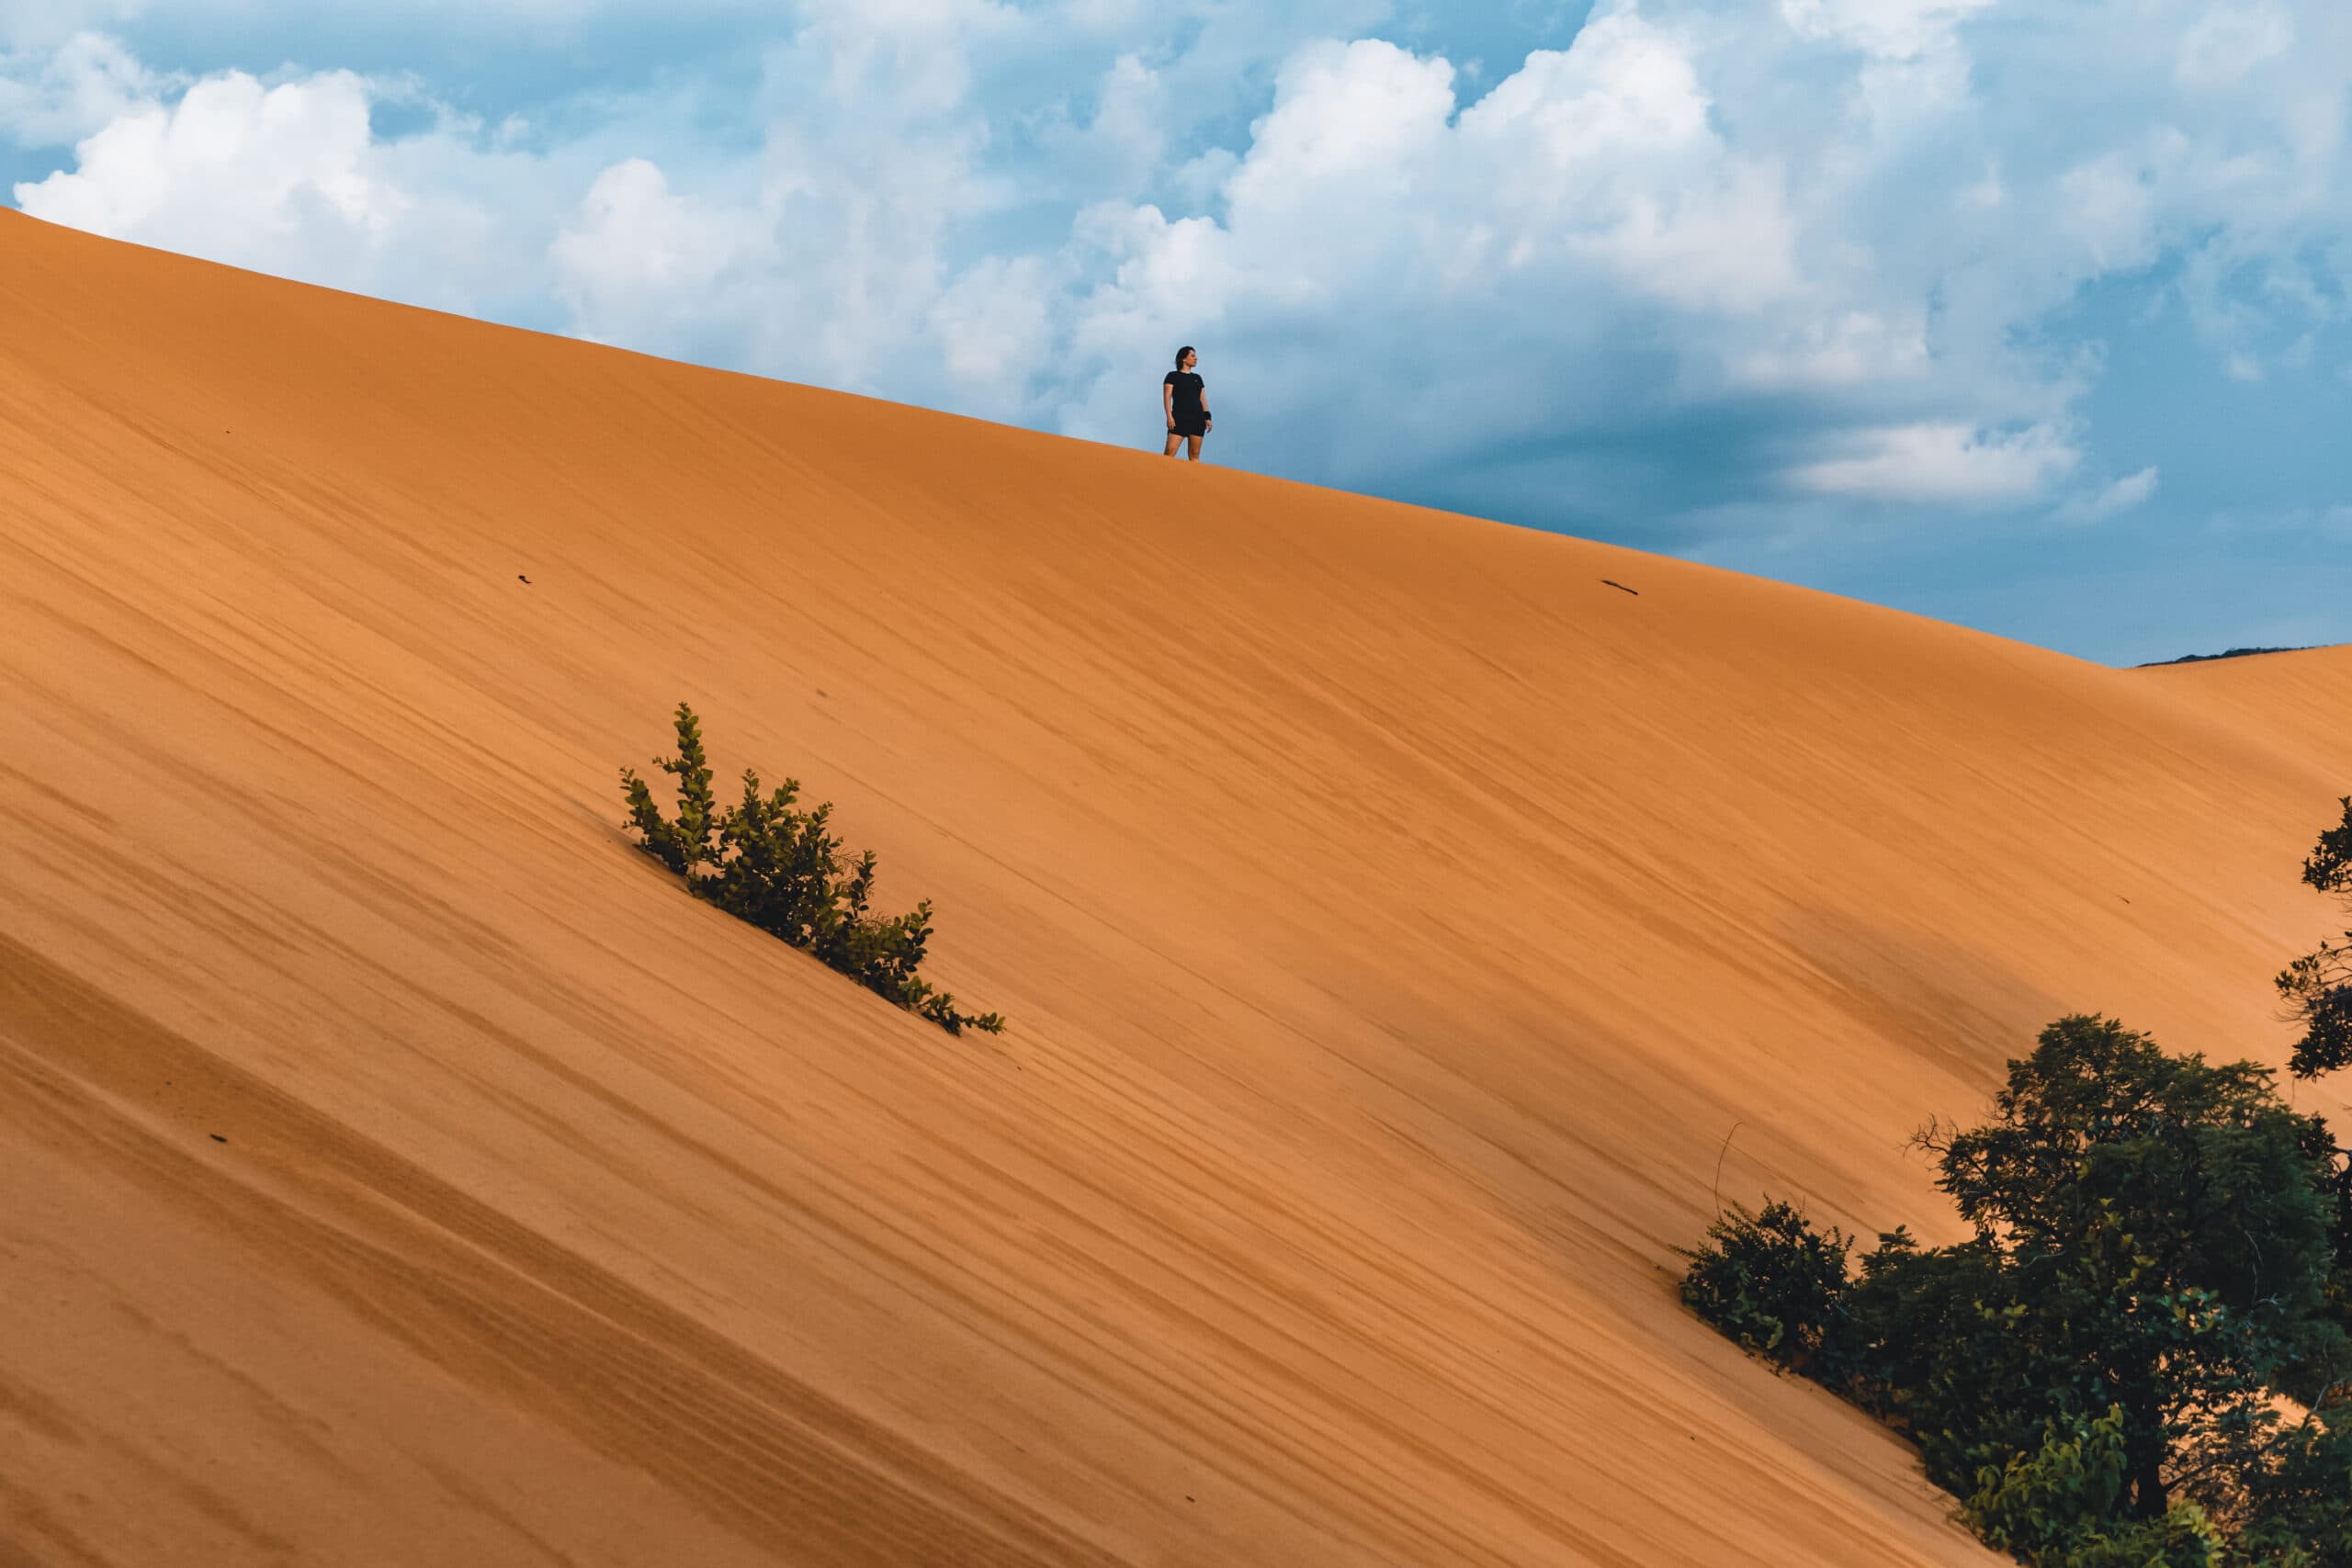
[1683,797,2352,1564]
[2135,645,2321,668]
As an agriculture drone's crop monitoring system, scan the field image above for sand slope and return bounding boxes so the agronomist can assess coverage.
[1,211,2346,1566]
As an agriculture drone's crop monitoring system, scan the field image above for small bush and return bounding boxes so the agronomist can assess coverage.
[622,704,1004,1036]
[1679,1200,1855,1378]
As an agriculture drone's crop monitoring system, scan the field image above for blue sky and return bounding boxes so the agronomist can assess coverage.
[3,0,2346,666]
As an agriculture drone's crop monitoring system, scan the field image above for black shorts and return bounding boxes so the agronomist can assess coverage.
[1168,417,1207,438]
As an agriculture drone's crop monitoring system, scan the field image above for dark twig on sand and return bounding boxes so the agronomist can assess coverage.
[1713,1120,1744,1215]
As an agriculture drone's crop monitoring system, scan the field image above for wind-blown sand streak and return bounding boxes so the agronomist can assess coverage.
[0,211,2346,1564]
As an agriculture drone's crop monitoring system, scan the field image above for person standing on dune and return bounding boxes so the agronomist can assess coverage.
[1162,346,1211,461]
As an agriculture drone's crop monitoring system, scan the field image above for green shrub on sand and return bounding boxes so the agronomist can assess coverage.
[622,703,1003,1037]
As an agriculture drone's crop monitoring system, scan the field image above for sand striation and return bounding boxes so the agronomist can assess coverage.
[1,211,2346,1565]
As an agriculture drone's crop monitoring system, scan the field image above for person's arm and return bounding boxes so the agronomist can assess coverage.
[1163,378,1175,430]
[1201,380,1211,430]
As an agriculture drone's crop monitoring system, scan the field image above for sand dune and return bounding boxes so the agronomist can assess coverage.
[1,210,2346,1566]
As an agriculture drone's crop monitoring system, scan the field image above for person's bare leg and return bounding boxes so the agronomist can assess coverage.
[1163,432,1182,457]
[1186,435,1204,461]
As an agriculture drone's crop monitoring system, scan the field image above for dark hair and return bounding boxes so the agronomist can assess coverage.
[1174,345,1195,369]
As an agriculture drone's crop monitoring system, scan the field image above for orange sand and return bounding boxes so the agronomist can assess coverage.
[1,210,2346,1565]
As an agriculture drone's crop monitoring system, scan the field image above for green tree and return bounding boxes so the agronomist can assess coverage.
[2278,796,2352,1082]
[1683,1017,2351,1557]
[1685,795,2352,1561]
[2276,796,2352,1404]
[1917,1017,2347,1519]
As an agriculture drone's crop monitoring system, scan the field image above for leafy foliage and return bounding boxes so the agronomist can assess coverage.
[1683,1015,2352,1562]
[620,707,718,876]
[2229,1404,2352,1563]
[1678,1201,1854,1375]
[2281,797,2352,1080]
[1963,1407,2222,1568]
[2303,799,2352,899]
[621,704,1003,1036]
[2278,943,2352,1081]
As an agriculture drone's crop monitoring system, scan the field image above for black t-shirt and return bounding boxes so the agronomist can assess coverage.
[1164,370,1205,420]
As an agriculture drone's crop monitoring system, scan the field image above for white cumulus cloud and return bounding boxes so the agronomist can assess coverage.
[551,158,775,350]
[1790,423,2081,505]
[2177,3,2294,90]
[1779,0,1993,61]
[12,62,574,319]
[20,69,405,245]
[0,30,153,144]
[2053,466,2162,524]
